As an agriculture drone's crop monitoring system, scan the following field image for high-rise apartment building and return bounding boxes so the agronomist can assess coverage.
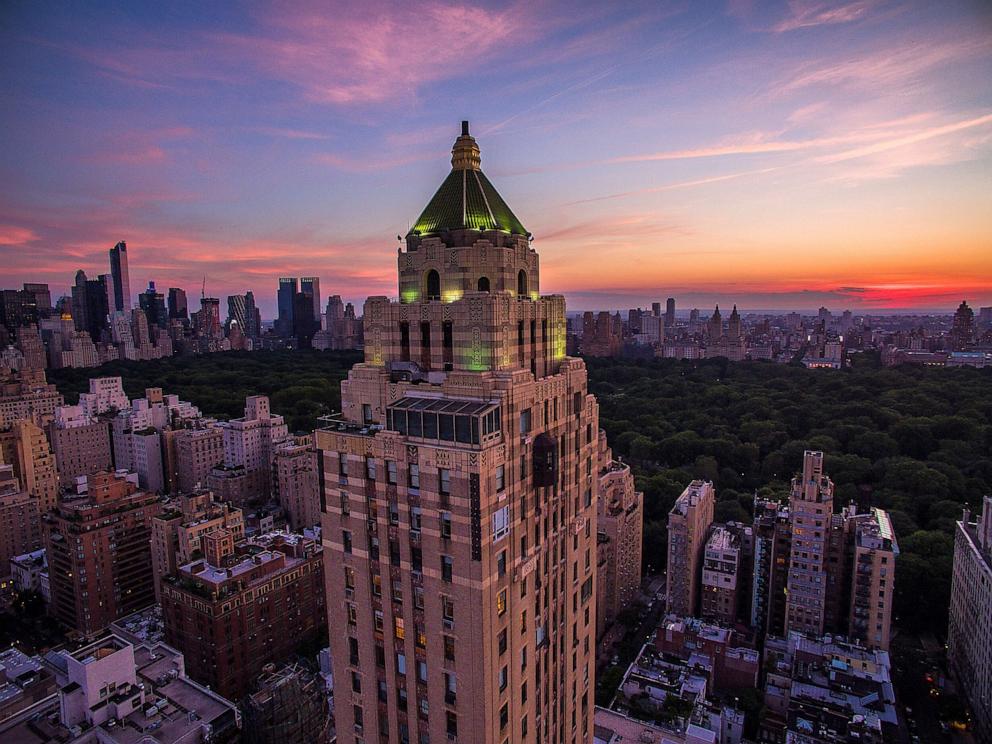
[949,496,992,742]
[700,526,741,625]
[0,465,42,576]
[596,431,643,639]
[47,405,113,489]
[11,419,59,514]
[316,122,601,744]
[666,480,715,618]
[665,297,675,329]
[210,396,288,503]
[79,376,130,418]
[151,488,244,602]
[0,367,63,429]
[44,471,161,636]
[109,240,132,312]
[751,496,791,637]
[174,424,224,493]
[785,450,833,637]
[161,531,324,701]
[274,434,320,530]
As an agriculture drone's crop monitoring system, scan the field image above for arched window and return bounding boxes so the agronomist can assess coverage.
[477,276,490,292]
[517,270,528,297]
[426,270,440,301]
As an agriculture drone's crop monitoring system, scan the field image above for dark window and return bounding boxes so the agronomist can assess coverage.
[478,276,490,292]
[517,270,527,296]
[426,270,440,300]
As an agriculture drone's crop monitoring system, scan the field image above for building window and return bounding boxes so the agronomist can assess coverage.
[500,702,509,730]
[343,530,352,554]
[395,617,405,639]
[409,464,420,489]
[366,457,376,480]
[440,512,452,540]
[339,452,348,476]
[498,627,507,655]
[439,468,451,495]
[497,550,506,577]
[498,665,507,691]
[387,460,397,484]
[492,506,509,542]
[411,506,422,532]
[519,408,531,435]
[497,588,507,615]
[441,555,453,582]
[444,635,455,661]
[496,464,505,492]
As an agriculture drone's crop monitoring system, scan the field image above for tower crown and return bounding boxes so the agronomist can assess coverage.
[407,121,527,237]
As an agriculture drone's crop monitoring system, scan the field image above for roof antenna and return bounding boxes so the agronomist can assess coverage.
[461,120,469,136]
[201,276,206,300]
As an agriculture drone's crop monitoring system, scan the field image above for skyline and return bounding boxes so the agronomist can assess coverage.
[1,0,991,314]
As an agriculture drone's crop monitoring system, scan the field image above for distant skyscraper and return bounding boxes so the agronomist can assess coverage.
[651,301,662,316]
[300,276,321,319]
[71,270,111,342]
[139,282,167,328]
[708,305,722,339]
[952,300,976,349]
[665,297,676,328]
[727,304,742,339]
[244,290,261,339]
[167,287,188,320]
[277,278,297,336]
[109,240,131,312]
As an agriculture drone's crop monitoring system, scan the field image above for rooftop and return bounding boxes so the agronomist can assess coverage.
[408,122,527,237]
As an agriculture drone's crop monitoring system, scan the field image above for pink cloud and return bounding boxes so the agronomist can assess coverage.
[0,225,39,246]
[772,1,875,33]
[211,1,532,106]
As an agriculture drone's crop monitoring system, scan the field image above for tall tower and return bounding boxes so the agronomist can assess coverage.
[785,450,834,637]
[317,122,600,744]
[666,480,715,617]
[109,241,131,312]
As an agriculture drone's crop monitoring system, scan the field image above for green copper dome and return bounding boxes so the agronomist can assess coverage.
[408,122,527,237]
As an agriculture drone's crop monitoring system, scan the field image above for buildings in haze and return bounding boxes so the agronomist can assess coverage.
[948,495,992,742]
[44,471,161,637]
[666,480,715,618]
[161,530,324,701]
[316,122,600,744]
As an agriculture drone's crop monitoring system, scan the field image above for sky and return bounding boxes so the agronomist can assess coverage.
[1,0,990,317]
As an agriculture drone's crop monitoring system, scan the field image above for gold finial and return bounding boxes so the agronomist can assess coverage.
[451,120,481,171]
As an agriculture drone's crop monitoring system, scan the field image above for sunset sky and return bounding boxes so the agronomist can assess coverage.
[1,0,990,315]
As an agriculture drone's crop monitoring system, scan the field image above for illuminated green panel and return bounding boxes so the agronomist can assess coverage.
[408,168,527,237]
[401,288,419,304]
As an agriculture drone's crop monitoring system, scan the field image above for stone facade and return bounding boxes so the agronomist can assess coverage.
[666,480,715,618]
[317,124,600,744]
[596,431,643,639]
